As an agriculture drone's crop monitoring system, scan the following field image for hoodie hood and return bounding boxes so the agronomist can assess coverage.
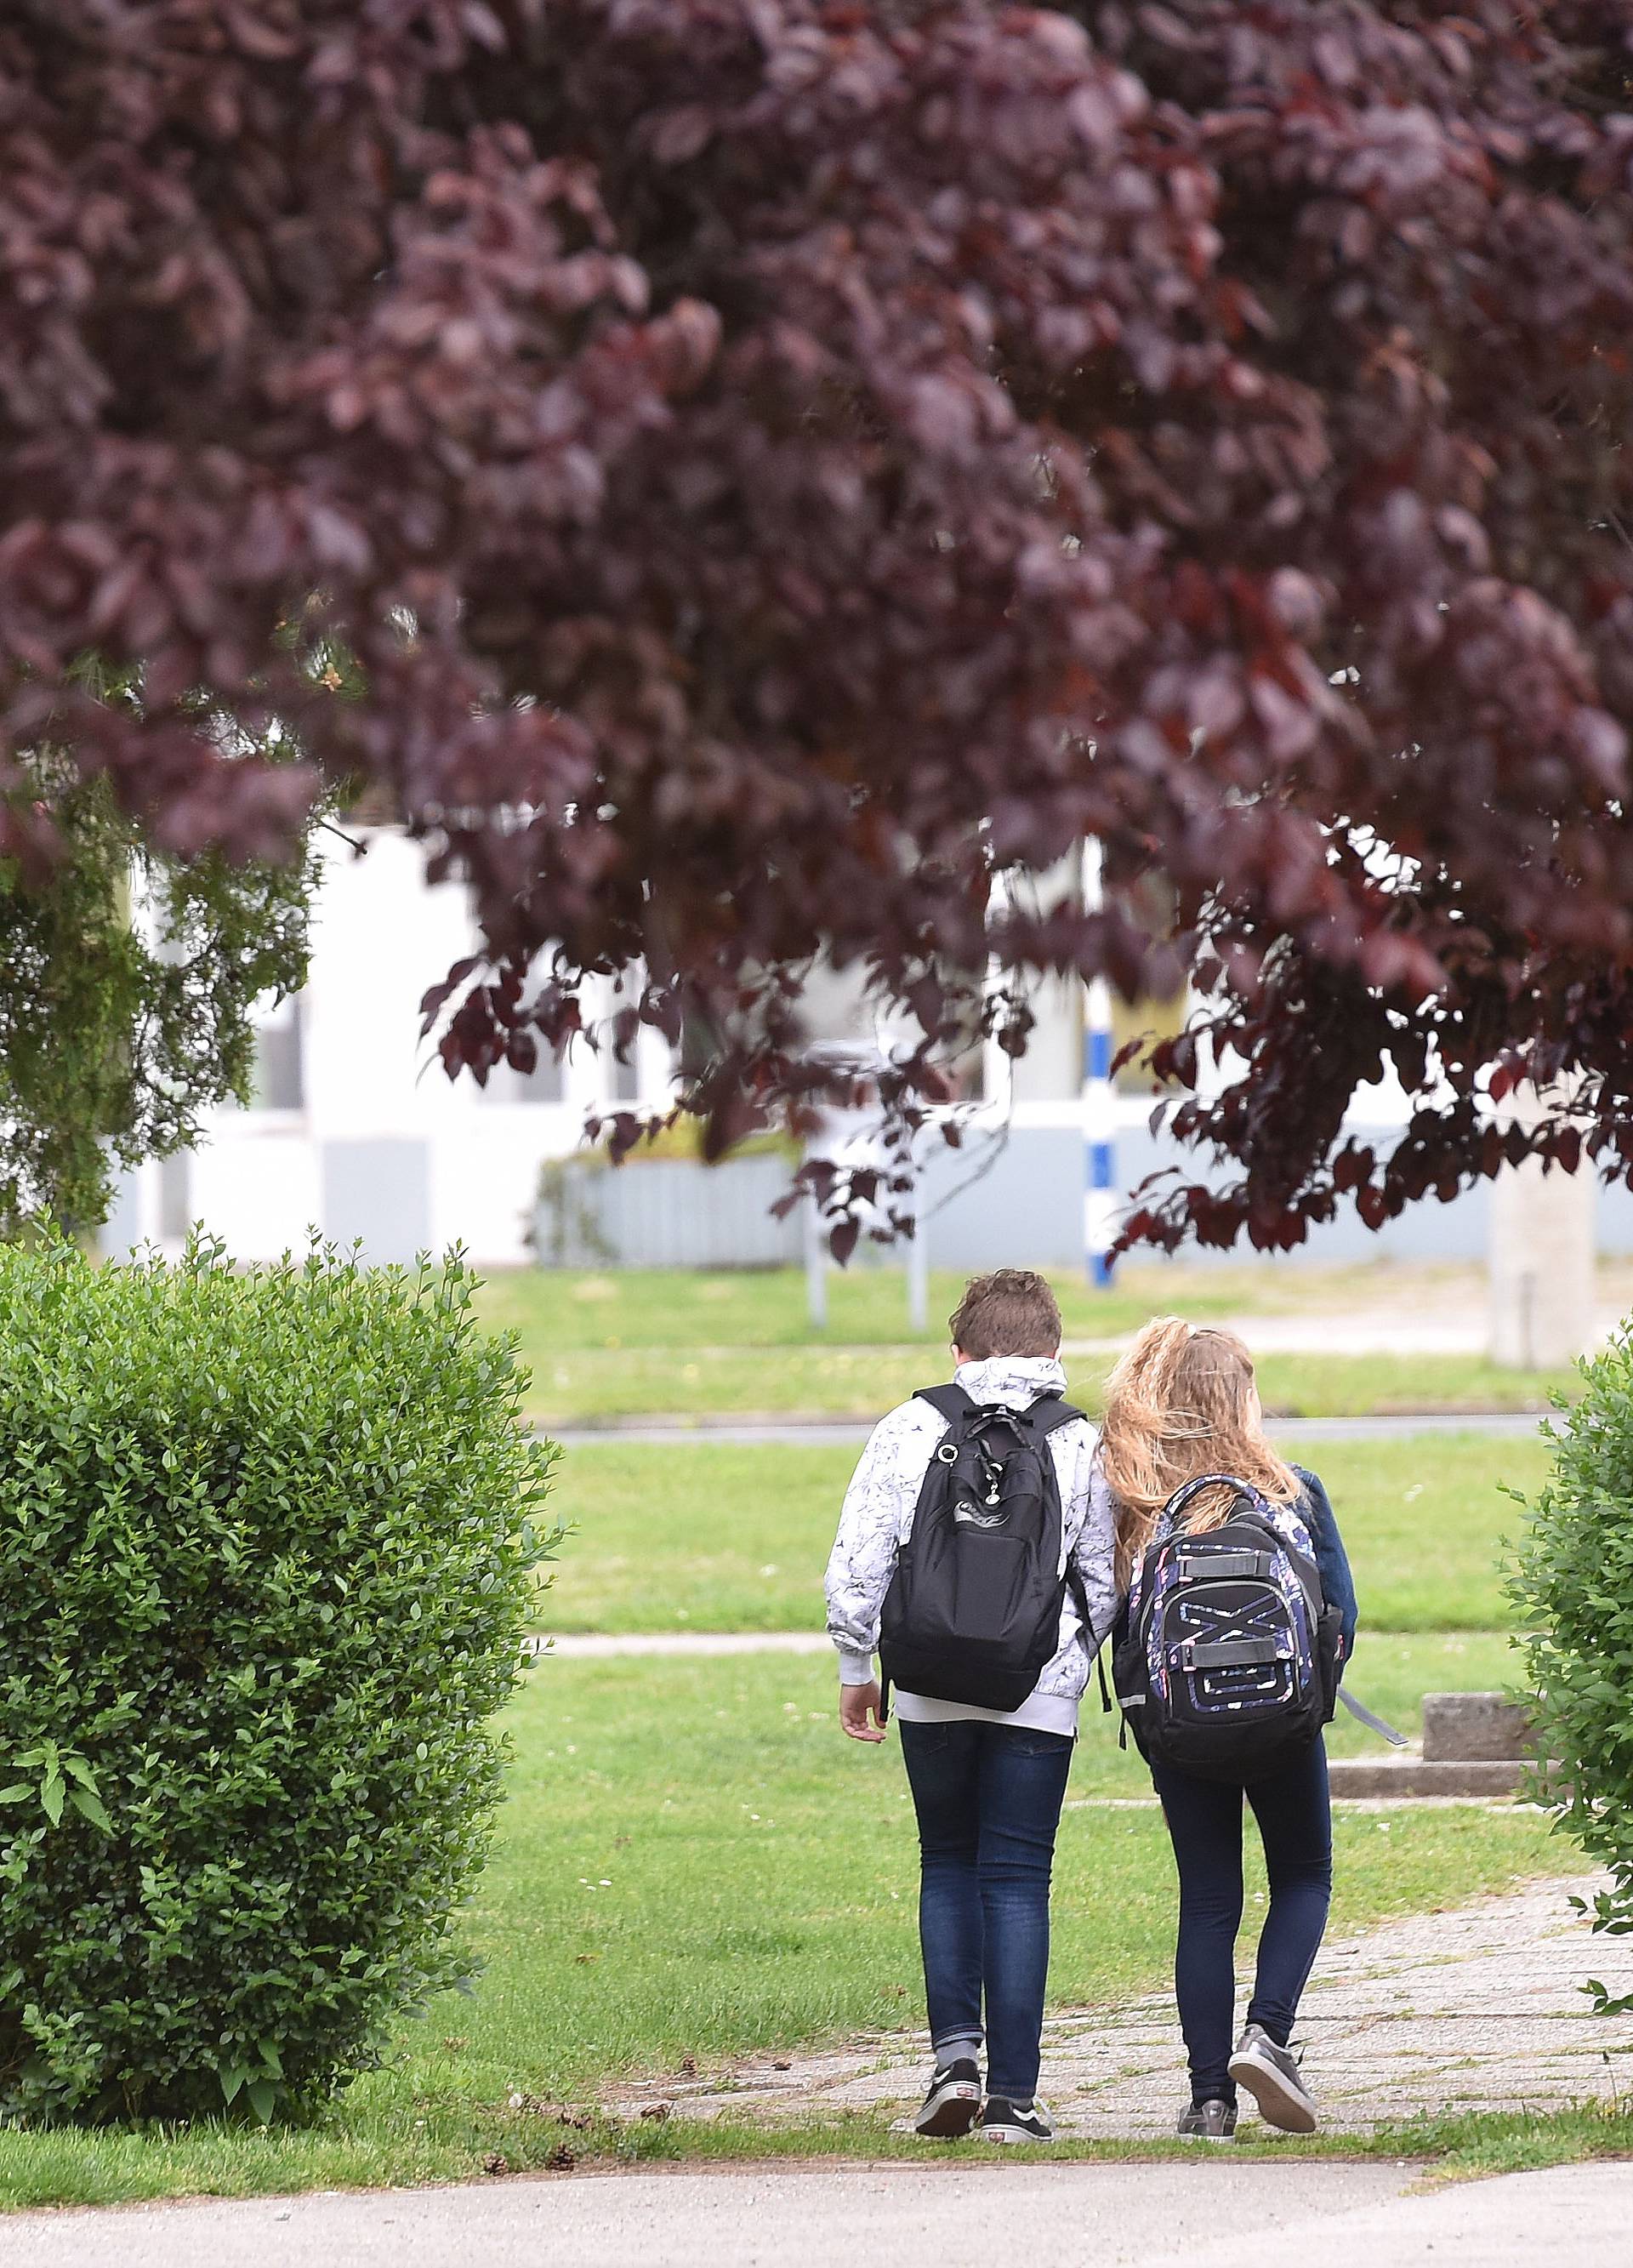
[953,1354,1070,1410]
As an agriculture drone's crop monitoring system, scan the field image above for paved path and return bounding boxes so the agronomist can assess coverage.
[7,2161,1632,2267]
[604,1874,1632,2140]
[552,1410,1550,1449]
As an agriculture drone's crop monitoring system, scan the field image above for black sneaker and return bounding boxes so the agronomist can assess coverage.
[1228,2024,1317,2134]
[981,2095,1053,2144]
[1176,2097,1237,2142]
[913,2057,982,2137]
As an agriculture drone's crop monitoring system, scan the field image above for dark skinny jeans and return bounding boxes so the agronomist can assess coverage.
[897,1718,1074,2104]
[1150,1737,1333,2107]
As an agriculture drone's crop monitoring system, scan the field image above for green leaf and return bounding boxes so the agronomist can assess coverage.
[247,2079,277,2124]
[39,1773,65,1826]
[0,1783,33,1804]
[67,1786,113,1833]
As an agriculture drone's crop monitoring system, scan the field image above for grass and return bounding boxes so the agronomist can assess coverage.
[0,1317,1585,2212]
[0,1651,1584,2210]
[543,1430,1550,1635]
[475,1260,1267,1353]
[519,1345,1575,1427]
[474,1260,1582,1424]
[474,1255,1615,1355]
[7,2094,1630,2204]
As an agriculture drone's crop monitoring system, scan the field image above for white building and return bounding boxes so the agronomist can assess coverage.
[102,828,1626,1277]
[105,831,677,1268]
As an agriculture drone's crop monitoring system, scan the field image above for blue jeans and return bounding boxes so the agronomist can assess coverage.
[897,1718,1075,2102]
[1151,1738,1333,2106]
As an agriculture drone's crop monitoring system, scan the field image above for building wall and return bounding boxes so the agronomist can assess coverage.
[105,832,657,1269]
[102,829,1630,1274]
[918,1116,1633,1272]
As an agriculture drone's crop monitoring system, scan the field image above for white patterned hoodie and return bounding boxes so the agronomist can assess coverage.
[823,1356,1119,1737]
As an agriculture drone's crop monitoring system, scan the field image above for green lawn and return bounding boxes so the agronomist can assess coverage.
[473,1260,1259,1353]
[518,1344,1573,1427]
[543,1431,1549,1635]
[0,1650,1577,2209]
[475,1257,1597,1354]
[0,1325,1579,2209]
[474,1262,1580,1425]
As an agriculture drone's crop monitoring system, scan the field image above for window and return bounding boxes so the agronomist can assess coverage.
[158,1150,191,1241]
[479,1047,567,1106]
[247,994,304,1112]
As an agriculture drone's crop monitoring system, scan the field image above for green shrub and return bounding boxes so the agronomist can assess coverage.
[0,1235,558,2123]
[1511,1336,1633,2000]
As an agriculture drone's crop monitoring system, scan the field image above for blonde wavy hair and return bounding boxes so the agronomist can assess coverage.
[1099,1317,1300,1581]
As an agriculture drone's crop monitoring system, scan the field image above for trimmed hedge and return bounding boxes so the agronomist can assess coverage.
[1512,1335,1633,2000]
[0,1237,557,2123]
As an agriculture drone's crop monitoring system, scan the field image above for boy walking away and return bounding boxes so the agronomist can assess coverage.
[825,1269,1117,2145]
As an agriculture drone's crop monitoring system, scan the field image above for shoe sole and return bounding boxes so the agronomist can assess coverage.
[914,2087,982,2138]
[981,2124,1052,2145]
[1228,2048,1317,2135]
[1177,2130,1236,2145]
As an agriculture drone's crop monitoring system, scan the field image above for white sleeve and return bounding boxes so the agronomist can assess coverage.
[1067,1441,1123,1650]
[824,1405,925,1679]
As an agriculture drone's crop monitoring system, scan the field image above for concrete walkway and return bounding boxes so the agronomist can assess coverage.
[7,1879,1628,2265]
[605,1875,1632,2140]
[8,2161,1633,2267]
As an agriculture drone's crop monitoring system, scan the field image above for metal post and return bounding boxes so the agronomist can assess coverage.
[804,1179,828,1332]
[906,1164,929,1334]
[1487,1080,1595,1369]
[1081,837,1117,1287]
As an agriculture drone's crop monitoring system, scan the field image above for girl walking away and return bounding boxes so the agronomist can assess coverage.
[1101,1320,1357,2141]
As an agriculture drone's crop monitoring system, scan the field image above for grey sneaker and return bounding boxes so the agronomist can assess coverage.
[913,2057,982,2137]
[981,2095,1053,2144]
[1228,2024,1317,2134]
[1176,2097,1238,2142]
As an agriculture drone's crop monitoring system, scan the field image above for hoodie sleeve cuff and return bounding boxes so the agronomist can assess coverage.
[837,1648,876,1686]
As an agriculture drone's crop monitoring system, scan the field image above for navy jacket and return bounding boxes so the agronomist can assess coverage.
[1291,1464,1357,1661]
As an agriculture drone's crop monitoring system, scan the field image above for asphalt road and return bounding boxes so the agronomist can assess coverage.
[4,2160,1629,2268]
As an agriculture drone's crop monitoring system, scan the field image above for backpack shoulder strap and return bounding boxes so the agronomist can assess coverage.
[1026,1396,1086,1438]
[1338,1686,1408,1747]
[913,1384,976,1428]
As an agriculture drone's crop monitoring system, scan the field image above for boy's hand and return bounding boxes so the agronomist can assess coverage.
[839,1682,888,1744]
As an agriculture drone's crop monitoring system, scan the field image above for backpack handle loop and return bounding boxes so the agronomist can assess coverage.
[1158,1472,1271,1538]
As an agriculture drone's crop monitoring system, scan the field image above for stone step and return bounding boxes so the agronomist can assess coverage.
[1422,1690,1533,1764]
[1329,1752,1527,1799]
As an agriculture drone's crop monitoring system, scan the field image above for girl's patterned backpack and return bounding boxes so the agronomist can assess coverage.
[1112,1474,1341,1781]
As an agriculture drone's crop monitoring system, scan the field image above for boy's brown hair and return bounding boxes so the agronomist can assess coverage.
[947,1268,1062,1361]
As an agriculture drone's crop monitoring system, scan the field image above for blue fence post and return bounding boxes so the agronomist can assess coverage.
[1081,838,1117,1286]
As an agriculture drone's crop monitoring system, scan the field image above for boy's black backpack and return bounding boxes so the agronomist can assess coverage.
[878,1384,1087,1716]
[1111,1473,1342,1782]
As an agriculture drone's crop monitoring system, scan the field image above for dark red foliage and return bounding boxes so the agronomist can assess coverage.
[3,3,1632,1249]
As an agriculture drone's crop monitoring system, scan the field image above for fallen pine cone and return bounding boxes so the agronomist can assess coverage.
[546,2143,578,2172]
[483,2153,510,2177]
[639,2101,672,2122]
